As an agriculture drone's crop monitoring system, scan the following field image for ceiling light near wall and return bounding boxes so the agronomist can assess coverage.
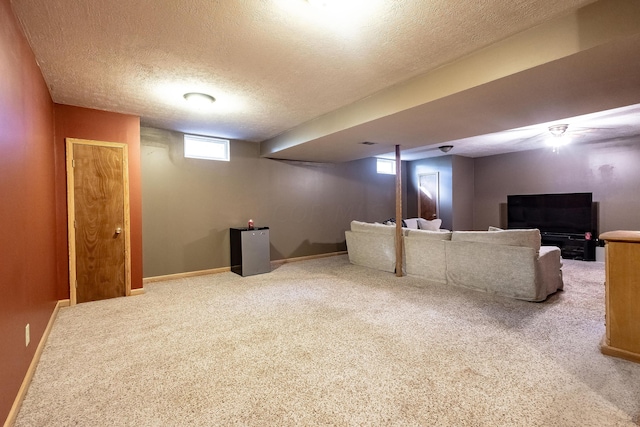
[184,92,216,109]
[438,145,453,153]
[307,0,342,7]
[305,0,374,14]
[548,124,569,137]
[547,124,570,152]
[292,0,382,35]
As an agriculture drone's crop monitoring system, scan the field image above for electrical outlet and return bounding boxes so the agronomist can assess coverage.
[25,324,30,347]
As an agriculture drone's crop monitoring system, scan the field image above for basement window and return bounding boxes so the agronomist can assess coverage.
[376,158,395,175]
[184,134,230,161]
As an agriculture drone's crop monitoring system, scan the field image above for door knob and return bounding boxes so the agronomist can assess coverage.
[115,227,122,234]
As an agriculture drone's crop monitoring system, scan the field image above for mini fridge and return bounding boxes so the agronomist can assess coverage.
[230,227,271,276]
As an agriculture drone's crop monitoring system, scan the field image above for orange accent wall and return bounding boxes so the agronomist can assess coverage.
[54,105,143,296]
[0,0,57,423]
[1,2,142,422]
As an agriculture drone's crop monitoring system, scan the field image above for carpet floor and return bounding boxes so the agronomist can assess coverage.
[14,256,640,426]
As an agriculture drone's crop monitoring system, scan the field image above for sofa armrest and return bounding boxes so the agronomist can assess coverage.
[535,246,563,300]
[404,237,447,283]
[345,230,396,273]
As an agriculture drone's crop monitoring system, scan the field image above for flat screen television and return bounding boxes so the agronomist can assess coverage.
[507,192,594,236]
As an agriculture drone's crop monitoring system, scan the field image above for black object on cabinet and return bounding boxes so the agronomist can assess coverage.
[230,227,271,276]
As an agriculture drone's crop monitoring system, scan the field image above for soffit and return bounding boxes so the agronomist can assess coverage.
[261,0,640,162]
[270,33,640,162]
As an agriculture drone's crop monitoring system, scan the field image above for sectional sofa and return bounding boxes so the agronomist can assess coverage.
[345,221,563,302]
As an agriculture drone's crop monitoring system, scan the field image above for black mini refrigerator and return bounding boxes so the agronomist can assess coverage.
[230,227,271,276]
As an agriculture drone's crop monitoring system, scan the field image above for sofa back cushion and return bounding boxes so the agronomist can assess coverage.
[350,220,397,236]
[406,229,452,241]
[451,229,541,252]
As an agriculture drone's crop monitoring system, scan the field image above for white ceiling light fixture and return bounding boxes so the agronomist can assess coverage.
[548,124,569,137]
[438,145,453,153]
[303,0,379,21]
[547,124,570,152]
[307,0,329,6]
[183,92,216,109]
[306,0,354,8]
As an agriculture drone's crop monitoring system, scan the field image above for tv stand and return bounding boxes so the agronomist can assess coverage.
[541,233,596,261]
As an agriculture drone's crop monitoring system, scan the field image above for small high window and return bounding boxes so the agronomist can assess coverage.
[376,158,395,175]
[184,134,230,161]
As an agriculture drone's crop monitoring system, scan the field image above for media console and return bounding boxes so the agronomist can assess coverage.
[507,192,598,261]
[540,233,596,261]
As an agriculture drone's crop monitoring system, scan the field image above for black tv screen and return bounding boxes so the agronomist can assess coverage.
[507,192,594,236]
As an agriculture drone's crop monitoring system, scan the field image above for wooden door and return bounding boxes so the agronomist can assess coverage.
[66,139,131,304]
[418,173,438,220]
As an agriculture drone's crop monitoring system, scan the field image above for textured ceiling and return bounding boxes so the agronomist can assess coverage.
[10,0,640,161]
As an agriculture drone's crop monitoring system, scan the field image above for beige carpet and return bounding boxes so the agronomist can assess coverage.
[15,256,640,426]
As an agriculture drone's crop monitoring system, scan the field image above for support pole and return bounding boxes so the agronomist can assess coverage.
[395,145,403,277]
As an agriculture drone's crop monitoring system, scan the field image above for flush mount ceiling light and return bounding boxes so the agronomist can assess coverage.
[438,145,453,153]
[305,0,374,14]
[183,92,216,108]
[547,124,570,152]
[360,141,377,145]
[548,124,569,137]
[307,0,331,7]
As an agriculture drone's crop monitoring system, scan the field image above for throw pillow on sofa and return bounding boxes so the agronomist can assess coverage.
[404,218,419,229]
[417,218,442,231]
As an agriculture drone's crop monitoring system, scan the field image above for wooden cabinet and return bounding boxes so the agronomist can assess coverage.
[600,230,640,364]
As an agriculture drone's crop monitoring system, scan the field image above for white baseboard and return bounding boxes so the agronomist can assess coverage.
[142,251,348,284]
